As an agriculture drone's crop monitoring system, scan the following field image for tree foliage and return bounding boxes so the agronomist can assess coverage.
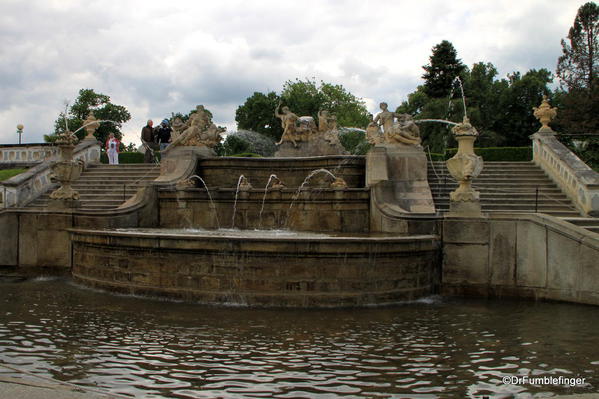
[46,89,131,145]
[557,1,599,90]
[235,91,282,141]
[235,79,370,142]
[422,40,467,98]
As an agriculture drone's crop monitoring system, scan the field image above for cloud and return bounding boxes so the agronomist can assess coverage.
[0,0,585,145]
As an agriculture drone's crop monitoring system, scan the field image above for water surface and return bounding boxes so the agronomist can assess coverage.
[0,278,598,398]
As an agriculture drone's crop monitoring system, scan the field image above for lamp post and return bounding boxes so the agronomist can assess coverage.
[16,124,23,144]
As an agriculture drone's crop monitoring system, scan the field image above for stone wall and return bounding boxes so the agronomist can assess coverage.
[442,213,599,305]
[197,156,365,189]
[158,188,370,232]
[71,229,441,307]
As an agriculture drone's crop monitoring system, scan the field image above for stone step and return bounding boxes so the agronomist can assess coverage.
[561,217,599,227]
[435,207,580,217]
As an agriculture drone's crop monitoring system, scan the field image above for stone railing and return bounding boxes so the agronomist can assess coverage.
[0,141,101,208]
[0,143,59,167]
[532,131,599,216]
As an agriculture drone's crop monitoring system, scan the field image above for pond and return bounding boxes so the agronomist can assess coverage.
[0,278,598,398]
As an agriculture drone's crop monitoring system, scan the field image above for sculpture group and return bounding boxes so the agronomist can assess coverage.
[169,105,224,149]
[274,104,342,148]
[367,102,422,146]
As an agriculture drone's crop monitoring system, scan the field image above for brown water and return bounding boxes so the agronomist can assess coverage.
[0,278,598,399]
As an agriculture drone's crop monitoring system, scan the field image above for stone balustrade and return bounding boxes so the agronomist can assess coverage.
[531,132,599,216]
[0,144,59,168]
[0,141,101,208]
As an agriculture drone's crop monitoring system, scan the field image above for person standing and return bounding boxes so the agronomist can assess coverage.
[105,133,120,165]
[157,119,172,151]
[141,120,155,163]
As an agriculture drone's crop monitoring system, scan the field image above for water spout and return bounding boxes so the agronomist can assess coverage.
[258,174,279,228]
[231,175,247,228]
[285,169,337,227]
[189,175,220,229]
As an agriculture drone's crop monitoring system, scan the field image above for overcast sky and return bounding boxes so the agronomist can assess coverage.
[0,0,586,146]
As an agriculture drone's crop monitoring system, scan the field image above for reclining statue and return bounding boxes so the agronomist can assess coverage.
[169,105,223,148]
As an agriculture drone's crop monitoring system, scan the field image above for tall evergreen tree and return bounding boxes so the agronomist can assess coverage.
[557,1,599,90]
[422,40,467,98]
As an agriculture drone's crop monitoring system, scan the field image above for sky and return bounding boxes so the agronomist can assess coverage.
[0,0,586,146]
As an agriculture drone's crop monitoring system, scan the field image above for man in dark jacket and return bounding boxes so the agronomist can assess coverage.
[141,120,155,163]
[157,119,172,151]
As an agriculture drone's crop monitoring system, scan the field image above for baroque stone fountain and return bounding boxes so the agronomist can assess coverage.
[69,103,443,308]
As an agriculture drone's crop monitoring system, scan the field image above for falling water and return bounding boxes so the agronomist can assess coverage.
[72,120,119,135]
[258,174,279,228]
[285,169,337,227]
[188,175,220,229]
[414,119,459,126]
[231,175,246,229]
[447,77,468,120]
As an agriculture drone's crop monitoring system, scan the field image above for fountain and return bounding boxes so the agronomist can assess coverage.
[60,105,441,307]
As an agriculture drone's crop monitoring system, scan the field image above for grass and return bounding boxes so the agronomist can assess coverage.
[0,168,26,181]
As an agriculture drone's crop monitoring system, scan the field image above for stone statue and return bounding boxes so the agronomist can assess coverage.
[169,105,223,148]
[275,104,300,147]
[171,116,185,141]
[366,114,384,145]
[274,105,347,156]
[386,114,421,146]
[373,102,397,134]
[83,112,100,140]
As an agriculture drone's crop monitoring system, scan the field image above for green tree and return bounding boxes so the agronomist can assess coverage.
[46,89,131,144]
[557,2,599,90]
[422,40,467,98]
[235,79,370,142]
[235,91,282,141]
[496,69,553,146]
[555,2,599,136]
[280,79,370,128]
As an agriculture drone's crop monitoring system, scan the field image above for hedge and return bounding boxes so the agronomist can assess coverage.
[443,147,532,161]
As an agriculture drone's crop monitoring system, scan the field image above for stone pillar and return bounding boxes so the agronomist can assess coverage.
[49,131,83,209]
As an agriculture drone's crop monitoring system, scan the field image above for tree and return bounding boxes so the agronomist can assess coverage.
[496,69,553,146]
[235,79,370,142]
[422,40,467,98]
[280,79,371,128]
[235,91,282,141]
[46,89,131,144]
[557,2,599,90]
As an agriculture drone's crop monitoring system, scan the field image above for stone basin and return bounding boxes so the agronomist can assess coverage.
[70,228,441,308]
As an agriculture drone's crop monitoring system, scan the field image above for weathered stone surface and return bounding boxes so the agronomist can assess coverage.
[547,229,580,291]
[516,220,547,288]
[71,229,441,308]
[489,221,516,285]
[443,243,489,284]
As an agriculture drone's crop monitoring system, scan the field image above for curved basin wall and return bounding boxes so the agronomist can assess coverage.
[71,229,441,308]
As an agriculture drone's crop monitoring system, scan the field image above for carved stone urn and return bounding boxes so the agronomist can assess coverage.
[49,131,84,207]
[445,117,483,215]
[532,95,557,134]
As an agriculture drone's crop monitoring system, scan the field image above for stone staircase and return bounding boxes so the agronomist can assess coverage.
[428,161,599,235]
[27,164,160,210]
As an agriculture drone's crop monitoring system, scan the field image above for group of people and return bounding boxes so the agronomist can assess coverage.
[140,119,173,163]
